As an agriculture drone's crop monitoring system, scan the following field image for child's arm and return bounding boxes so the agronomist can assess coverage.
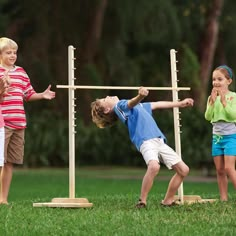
[219,91,236,120]
[0,79,5,101]
[204,88,218,121]
[128,87,149,108]
[28,85,55,101]
[204,97,214,121]
[0,73,10,101]
[150,98,194,110]
[209,88,218,105]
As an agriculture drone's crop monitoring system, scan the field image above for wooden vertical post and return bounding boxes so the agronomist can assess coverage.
[68,45,76,198]
[33,46,93,208]
[170,49,184,203]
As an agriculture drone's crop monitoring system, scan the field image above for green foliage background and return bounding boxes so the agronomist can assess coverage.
[24,107,212,168]
[0,0,234,167]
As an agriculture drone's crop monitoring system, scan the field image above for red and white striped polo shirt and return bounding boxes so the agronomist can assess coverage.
[0,66,36,129]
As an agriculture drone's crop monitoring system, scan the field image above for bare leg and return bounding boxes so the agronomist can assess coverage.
[224,155,236,188]
[0,167,1,201]
[139,160,160,205]
[162,161,189,205]
[214,155,228,201]
[0,162,13,204]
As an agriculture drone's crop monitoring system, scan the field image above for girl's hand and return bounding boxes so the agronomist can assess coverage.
[218,89,227,107]
[209,88,218,105]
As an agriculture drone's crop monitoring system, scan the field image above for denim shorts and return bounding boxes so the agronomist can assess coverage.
[212,133,236,156]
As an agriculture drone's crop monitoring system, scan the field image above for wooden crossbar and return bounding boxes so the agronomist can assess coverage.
[56,85,191,91]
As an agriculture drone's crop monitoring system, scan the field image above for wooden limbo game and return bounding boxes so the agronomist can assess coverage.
[33,46,215,208]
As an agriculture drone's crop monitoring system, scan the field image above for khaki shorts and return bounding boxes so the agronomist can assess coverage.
[140,138,181,169]
[4,127,25,164]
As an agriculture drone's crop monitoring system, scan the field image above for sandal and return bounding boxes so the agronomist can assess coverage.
[135,199,146,209]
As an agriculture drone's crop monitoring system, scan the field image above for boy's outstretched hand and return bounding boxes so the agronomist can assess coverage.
[180,98,194,107]
[42,85,56,100]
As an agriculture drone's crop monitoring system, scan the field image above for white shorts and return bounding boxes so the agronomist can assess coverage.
[140,138,181,169]
[0,127,4,167]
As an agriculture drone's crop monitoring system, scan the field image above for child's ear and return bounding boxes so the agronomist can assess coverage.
[104,107,110,114]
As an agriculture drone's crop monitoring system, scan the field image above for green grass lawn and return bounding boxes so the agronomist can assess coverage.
[0,167,236,236]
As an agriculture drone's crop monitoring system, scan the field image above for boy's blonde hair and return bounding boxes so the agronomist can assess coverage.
[0,37,18,53]
[91,99,118,128]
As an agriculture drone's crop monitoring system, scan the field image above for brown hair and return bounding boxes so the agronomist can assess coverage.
[91,99,118,128]
[215,65,233,80]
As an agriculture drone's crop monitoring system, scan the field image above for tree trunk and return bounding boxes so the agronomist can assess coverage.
[197,0,224,111]
[82,0,108,65]
[79,0,108,123]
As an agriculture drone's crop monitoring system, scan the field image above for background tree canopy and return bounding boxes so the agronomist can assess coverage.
[0,0,234,168]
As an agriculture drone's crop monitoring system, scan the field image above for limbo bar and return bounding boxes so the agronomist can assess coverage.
[56,85,190,91]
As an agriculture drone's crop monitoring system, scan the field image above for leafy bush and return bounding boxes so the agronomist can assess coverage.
[23,108,212,168]
[24,111,69,167]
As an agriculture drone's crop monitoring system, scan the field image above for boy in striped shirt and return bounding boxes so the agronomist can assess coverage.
[0,37,55,204]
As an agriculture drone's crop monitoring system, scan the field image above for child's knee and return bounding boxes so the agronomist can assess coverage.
[182,165,189,177]
[216,167,226,176]
[147,160,160,175]
[174,162,189,177]
[224,166,235,176]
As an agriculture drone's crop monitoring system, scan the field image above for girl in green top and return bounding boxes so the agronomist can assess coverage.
[205,65,236,201]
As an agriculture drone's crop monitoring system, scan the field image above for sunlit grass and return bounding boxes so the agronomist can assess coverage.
[0,168,235,236]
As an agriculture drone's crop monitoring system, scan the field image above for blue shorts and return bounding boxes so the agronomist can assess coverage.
[212,134,236,156]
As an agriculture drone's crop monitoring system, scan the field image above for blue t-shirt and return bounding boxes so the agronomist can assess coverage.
[113,99,166,150]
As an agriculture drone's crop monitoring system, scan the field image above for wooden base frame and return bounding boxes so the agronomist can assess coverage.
[174,195,217,205]
[33,198,93,208]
